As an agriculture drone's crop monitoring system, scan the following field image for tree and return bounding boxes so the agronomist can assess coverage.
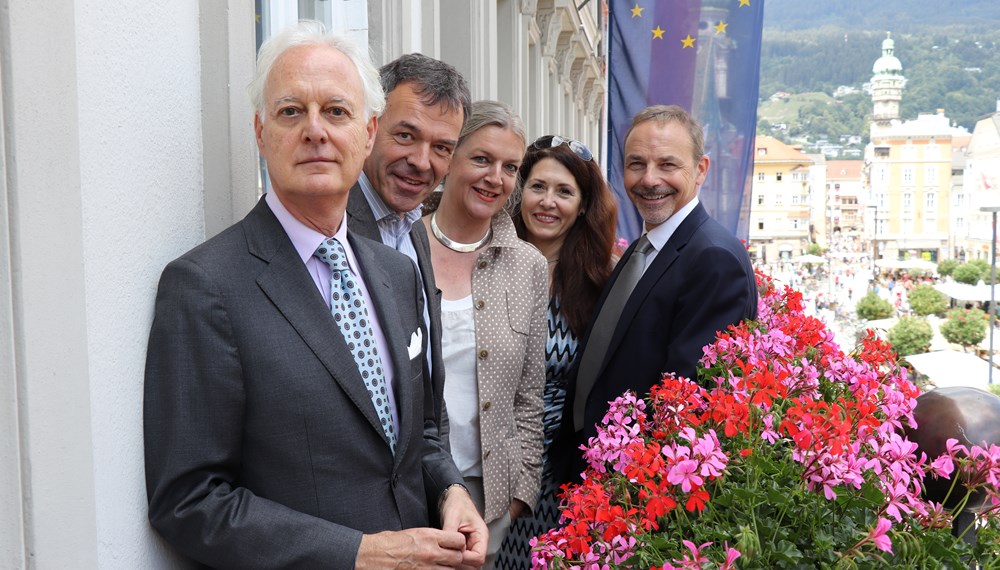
[908,284,949,316]
[937,259,959,277]
[940,308,988,351]
[889,316,934,357]
[806,242,824,256]
[969,258,998,284]
[953,263,985,285]
[968,258,991,275]
[856,292,894,320]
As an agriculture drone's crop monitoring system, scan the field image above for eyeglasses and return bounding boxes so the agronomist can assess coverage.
[528,135,594,162]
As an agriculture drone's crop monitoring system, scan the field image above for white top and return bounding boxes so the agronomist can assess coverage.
[440,295,481,476]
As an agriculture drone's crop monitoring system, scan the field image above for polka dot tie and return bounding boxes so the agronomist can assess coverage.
[315,238,396,451]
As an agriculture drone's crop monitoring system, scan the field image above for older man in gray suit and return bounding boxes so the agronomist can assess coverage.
[347,54,470,437]
[143,22,487,569]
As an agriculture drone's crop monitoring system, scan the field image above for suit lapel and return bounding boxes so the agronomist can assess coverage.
[246,199,392,447]
[346,183,382,242]
[410,222,435,297]
[601,204,711,372]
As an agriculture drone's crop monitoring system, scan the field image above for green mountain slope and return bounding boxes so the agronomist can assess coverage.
[757,4,1000,143]
[764,0,1000,32]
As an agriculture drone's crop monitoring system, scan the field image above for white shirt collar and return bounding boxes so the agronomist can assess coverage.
[645,196,699,252]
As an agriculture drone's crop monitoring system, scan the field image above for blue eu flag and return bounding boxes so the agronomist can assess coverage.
[607,0,764,242]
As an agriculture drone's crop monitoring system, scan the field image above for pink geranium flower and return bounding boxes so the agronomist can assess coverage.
[667,459,703,493]
[869,517,893,553]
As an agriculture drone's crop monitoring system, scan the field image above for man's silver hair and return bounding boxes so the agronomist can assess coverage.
[248,20,385,122]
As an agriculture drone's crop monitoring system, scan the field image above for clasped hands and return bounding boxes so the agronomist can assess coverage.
[356,485,487,569]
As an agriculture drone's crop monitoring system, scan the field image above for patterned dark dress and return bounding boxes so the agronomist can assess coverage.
[496,297,578,569]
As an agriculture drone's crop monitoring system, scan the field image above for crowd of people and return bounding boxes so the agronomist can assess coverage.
[142,21,758,569]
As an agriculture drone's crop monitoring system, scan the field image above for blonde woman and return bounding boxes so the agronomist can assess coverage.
[422,100,547,568]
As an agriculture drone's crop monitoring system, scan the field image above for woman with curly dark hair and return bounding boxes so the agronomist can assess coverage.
[498,135,618,568]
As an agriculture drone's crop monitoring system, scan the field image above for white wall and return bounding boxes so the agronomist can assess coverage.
[1,0,254,567]
[2,0,99,565]
[74,1,204,567]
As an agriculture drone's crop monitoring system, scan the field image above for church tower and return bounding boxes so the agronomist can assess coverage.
[870,32,905,132]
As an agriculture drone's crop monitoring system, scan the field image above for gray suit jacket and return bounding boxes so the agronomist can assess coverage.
[346,184,448,437]
[144,196,462,569]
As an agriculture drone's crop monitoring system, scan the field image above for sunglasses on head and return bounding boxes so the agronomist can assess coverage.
[528,135,594,162]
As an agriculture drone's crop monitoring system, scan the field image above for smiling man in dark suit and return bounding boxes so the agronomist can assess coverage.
[559,104,758,478]
[347,54,470,437]
[143,22,486,569]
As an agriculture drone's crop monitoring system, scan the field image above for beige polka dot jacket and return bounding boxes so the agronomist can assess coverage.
[469,212,547,523]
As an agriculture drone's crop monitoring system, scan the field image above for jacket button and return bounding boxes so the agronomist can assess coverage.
[477,260,488,269]
[482,401,492,411]
[478,349,489,359]
[391,474,399,488]
[475,299,485,310]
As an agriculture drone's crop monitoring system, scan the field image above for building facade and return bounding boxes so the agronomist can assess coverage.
[866,110,967,263]
[806,153,828,247]
[826,160,865,234]
[863,33,969,265]
[748,136,814,263]
[870,32,905,129]
[961,111,1000,261]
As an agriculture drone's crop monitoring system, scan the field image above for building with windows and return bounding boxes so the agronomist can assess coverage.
[806,153,828,247]
[0,1,607,567]
[960,109,1000,261]
[870,32,905,130]
[826,160,865,234]
[863,33,968,264]
[748,136,815,263]
[866,110,967,263]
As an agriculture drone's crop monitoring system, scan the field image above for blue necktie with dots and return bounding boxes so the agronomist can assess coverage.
[315,237,396,451]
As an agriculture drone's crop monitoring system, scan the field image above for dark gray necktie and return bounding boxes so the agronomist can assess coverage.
[573,234,654,431]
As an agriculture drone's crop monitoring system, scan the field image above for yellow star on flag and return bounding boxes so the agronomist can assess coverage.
[714,21,728,34]
[681,34,696,48]
[739,0,751,6]
[652,26,665,40]
[631,3,643,17]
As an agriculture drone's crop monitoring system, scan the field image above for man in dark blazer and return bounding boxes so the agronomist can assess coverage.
[559,105,758,478]
[347,54,470,435]
[143,23,486,569]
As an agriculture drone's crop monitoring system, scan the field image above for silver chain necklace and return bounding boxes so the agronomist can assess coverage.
[430,212,492,253]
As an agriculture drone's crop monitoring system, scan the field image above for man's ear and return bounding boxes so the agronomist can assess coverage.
[363,114,378,158]
[695,154,710,186]
[254,113,265,152]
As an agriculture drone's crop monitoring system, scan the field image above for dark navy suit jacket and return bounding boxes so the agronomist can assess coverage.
[557,202,758,480]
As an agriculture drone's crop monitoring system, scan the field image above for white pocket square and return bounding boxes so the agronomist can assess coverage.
[407,329,423,360]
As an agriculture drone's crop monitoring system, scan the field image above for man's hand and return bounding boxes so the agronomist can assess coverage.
[356,528,468,569]
[439,485,488,569]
